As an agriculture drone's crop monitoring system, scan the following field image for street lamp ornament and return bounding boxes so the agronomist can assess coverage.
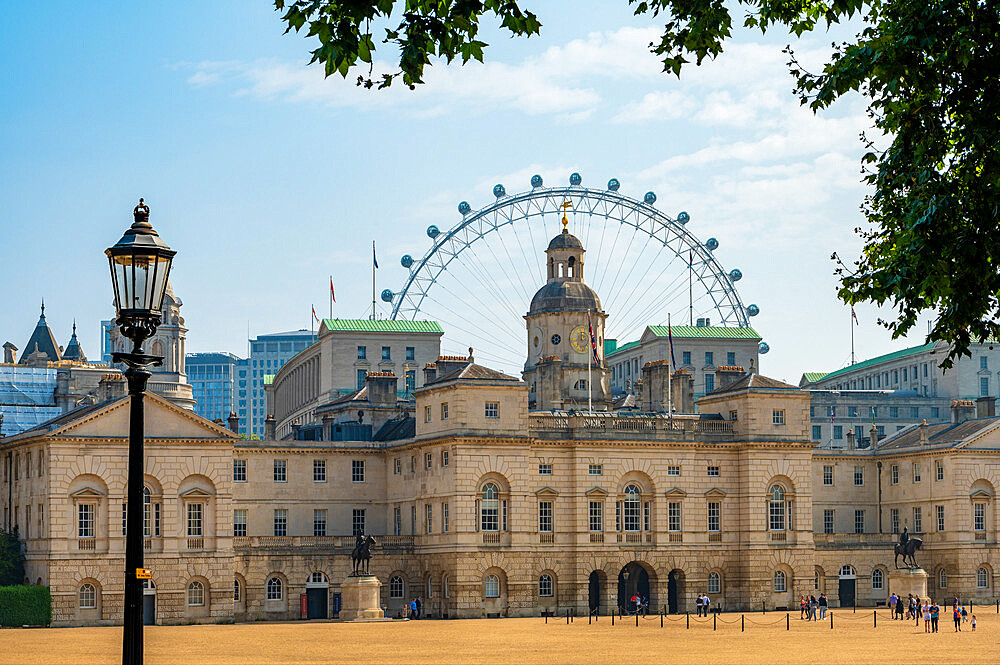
[106,199,175,665]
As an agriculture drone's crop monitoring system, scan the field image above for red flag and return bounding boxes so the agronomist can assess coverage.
[330,277,336,303]
[311,305,319,323]
[851,307,858,325]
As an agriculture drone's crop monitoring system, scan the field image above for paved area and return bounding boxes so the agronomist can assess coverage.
[1,610,997,664]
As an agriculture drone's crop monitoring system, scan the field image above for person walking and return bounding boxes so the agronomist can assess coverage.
[971,614,977,631]
[953,606,961,631]
[704,594,711,617]
[818,593,828,620]
[409,598,417,619]
[696,593,703,617]
[922,602,931,632]
[930,602,939,633]
[961,605,968,623]
[888,593,897,619]
[800,595,807,619]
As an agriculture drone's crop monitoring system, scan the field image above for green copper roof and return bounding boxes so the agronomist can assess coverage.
[263,374,275,386]
[801,372,829,383]
[322,319,443,334]
[819,342,937,382]
[647,325,761,340]
[606,340,641,357]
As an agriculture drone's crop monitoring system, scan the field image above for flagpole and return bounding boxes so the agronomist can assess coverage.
[667,313,673,418]
[688,251,693,326]
[851,308,855,365]
[329,276,333,320]
[588,312,593,415]
[371,241,376,320]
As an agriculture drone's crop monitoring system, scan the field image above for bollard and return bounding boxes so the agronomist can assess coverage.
[742,615,745,632]
[661,612,663,628]
[830,610,833,629]
[566,609,569,624]
[589,612,591,625]
[612,610,615,626]
[545,614,548,624]
[713,613,717,631]
[686,612,689,629]
[786,613,789,631]
[762,601,765,614]
[853,597,856,613]
[663,605,666,617]
[636,612,639,627]
[874,610,877,628]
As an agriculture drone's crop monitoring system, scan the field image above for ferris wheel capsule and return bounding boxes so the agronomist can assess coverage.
[729,268,743,282]
[644,191,657,205]
[569,172,582,186]
[493,184,506,198]
[758,341,770,354]
[706,238,719,251]
[677,211,690,224]
[457,202,471,216]
[747,304,759,317]
[380,289,394,303]
[401,254,413,268]
[607,178,620,191]
[531,174,543,188]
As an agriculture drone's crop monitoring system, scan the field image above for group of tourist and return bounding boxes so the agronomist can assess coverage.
[407,596,423,619]
[886,593,976,633]
[694,593,713,616]
[798,594,828,620]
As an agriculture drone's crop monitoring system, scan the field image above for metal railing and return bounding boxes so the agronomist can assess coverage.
[530,413,735,441]
[186,537,204,550]
[232,535,415,553]
[78,538,96,551]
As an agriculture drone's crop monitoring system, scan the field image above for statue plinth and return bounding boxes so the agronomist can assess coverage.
[888,568,928,601]
[340,575,388,621]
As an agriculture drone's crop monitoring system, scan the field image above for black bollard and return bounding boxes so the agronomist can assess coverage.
[589,612,591,625]
[874,610,877,628]
[636,612,639,627]
[714,613,717,631]
[686,612,689,629]
[763,601,765,614]
[830,610,833,629]
[545,614,548,624]
[786,613,789,631]
[661,612,663,628]
[742,615,745,632]
[612,610,615,626]
[566,609,569,624]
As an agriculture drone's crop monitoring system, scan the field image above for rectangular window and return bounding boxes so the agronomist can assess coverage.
[442,450,449,467]
[902,368,907,381]
[936,505,944,531]
[705,352,714,366]
[442,503,449,532]
[854,466,864,486]
[726,351,736,365]
[273,459,286,483]
[772,409,785,425]
[313,459,326,483]
[823,509,834,534]
[913,507,922,533]
[353,509,366,537]
[704,374,715,393]
[936,460,944,481]
[425,504,433,534]
[314,509,327,537]
[890,508,899,534]
[273,509,287,536]
[668,502,681,531]
[729,410,738,421]
[441,403,449,420]
[854,509,865,534]
[643,501,651,532]
[891,465,899,484]
[393,458,401,475]
[187,503,203,537]
[910,406,919,419]
[484,402,500,418]
[233,459,246,483]
[707,502,720,532]
[823,466,833,486]
[889,406,898,418]
[538,501,553,532]
[682,351,691,365]
[356,369,366,389]
[707,465,720,477]
[812,425,822,441]
[974,503,985,531]
[424,405,432,423]
[357,345,367,360]
[393,507,401,536]
[981,377,990,397]
[588,464,603,476]
[381,346,391,360]
[352,460,365,483]
[538,463,552,475]
[931,406,940,419]
[405,346,415,361]
[411,505,417,534]
[589,501,603,532]
[410,457,416,473]
[833,426,843,440]
[981,355,989,370]
[234,509,247,537]
[667,465,680,476]
[848,406,857,418]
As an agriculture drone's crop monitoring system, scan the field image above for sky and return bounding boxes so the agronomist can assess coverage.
[0,1,934,384]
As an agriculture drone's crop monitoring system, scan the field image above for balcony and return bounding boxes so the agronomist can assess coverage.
[769,531,787,542]
[78,538,96,551]
[616,532,656,546]
[480,532,512,547]
[813,533,894,549]
[589,533,604,543]
[668,532,683,543]
[974,532,987,542]
[530,412,735,442]
[708,532,722,543]
[186,537,205,550]
[232,535,415,554]
[539,533,554,544]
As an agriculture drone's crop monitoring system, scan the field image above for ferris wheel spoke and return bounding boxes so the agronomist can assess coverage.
[601,224,643,312]
[608,244,681,326]
[603,231,672,317]
[613,268,692,336]
[592,219,626,296]
[495,216,536,304]
[457,241,528,321]
[478,227,533,308]
[423,293,524,359]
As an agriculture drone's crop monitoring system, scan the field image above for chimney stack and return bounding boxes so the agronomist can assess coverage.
[227,412,239,434]
[264,414,276,440]
[716,366,745,390]
[919,419,928,445]
[975,396,996,418]
[2,342,17,364]
[846,428,856,450]
[951,400,976,423]
[365,371,398,407]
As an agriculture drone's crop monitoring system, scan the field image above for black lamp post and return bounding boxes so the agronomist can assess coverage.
[106,199,175,665]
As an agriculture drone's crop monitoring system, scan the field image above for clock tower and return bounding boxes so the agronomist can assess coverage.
[524,214,611,410]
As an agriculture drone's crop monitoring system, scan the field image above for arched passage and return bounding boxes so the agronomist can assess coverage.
[617,562,655,613]
[667,569,686,614]
[588,570,607,614]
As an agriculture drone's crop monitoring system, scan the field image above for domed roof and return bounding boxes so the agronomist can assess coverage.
[547,229,584,251]
[529,280,602,314]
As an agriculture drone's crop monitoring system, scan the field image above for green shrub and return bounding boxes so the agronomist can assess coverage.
[0,585,52,626]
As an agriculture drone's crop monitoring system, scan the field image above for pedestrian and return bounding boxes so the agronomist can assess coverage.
[808,596,816,621]
[952,595,958,611]
[888,593,897,619]
[818,593,828,620]
[931,602,939,633]
[703,594,710,616]
[922,602,931,632]
[409,598,417,619]
[696,593,703,617]
[800,595,807,619]
[971,614,977,631]
[961,605,968,623]
[416,596,422,619]
[953,606,961,631]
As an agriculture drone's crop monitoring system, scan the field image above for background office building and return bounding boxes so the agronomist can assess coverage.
[246,330,316,436]
[186,352,242,425]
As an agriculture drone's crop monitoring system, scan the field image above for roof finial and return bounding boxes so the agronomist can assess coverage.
[40,298,45,318]
[72,319,77,336]
[560,199,573,231]
[132,197,151,228]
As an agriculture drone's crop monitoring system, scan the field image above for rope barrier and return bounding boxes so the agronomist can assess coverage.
[744,615,787,626]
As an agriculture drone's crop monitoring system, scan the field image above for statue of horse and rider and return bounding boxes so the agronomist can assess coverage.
[351,534,377,576]
[894,527,923,568]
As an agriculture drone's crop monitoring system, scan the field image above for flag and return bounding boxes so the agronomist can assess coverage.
[330,276,336,303]
[587,313,600,365]
[373,241,379,269]
[311,305,319,323]
[852,307,859,325]
[871,406,877,427]
[667,319,677,369]
[830,407,835,423]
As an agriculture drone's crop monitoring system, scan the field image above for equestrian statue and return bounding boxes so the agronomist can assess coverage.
[351,534,377,576]
[893,527,923,568]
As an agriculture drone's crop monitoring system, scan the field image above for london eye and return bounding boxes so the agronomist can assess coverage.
[382,173,763,375]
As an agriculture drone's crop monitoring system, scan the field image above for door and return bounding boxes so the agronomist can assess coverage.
[667,572,679,614]
[838,578,856,608]
[142,594,156,625]
[306,588,328,619]
[588,572,601,613]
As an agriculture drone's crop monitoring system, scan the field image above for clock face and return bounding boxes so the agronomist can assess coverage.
[551,333,561,345]
[570,325,589,353]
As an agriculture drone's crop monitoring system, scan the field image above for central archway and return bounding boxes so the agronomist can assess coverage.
[617,562,655,613]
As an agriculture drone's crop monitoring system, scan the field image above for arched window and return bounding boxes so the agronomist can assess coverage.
[484,574,500,598]
[539,574,553,597]
[309,572,327,584]
[768,485,786,531]
[871,568,884,590]
[389,576,404,598]
[978,567,990,589]
[266,577,283,601]
[79,583,96,609]
[938,568,947,589]
[623,484,642,532]
[233,579,241,601]
[839,565,855,577]
[187,581,205,606]
[708,572,721,594]
[773,570,786,593]
[480,483,500,532]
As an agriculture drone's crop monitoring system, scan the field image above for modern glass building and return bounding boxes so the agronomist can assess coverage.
[0,366,62,437]
[246,330,316,436]
[186,352,242,425]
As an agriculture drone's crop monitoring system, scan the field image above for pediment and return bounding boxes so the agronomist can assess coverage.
[55,392,236,441]
[179,487,214,498]
[70,487,105,498]
[704,487,727,497]
[534,486,559,496]
[664,487,687,497]
[970,488,993,498]
[585,486,608,497]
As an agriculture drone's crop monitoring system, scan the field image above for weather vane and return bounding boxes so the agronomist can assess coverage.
[560,199,573,230]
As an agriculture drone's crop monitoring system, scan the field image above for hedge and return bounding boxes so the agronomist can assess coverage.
[0,585,52,626]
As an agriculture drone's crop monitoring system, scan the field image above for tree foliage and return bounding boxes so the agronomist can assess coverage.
[0,528,25,587]
[276,0,1000,365]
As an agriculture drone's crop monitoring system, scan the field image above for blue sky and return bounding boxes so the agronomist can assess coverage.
[0,1,931,383]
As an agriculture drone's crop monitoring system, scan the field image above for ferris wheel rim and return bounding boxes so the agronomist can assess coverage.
[388,184,751,332]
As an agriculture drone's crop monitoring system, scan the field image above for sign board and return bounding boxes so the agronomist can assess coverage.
[136,568,152,579]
